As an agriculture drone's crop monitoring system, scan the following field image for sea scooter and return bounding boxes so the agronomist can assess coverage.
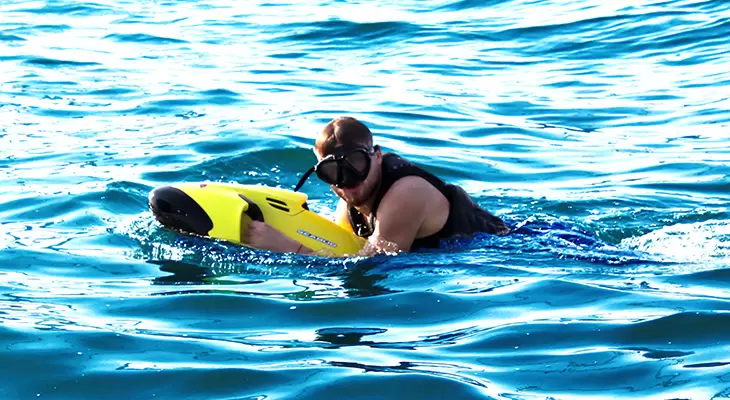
[148,181,366,256]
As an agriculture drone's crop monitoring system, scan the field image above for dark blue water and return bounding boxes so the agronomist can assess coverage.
[2,0,730,398]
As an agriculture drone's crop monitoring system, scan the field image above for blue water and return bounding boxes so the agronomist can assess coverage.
[2,0,730,398]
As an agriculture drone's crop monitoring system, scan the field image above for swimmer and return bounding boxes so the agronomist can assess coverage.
[243,116,510,256]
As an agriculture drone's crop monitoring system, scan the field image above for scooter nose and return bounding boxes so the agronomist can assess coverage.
[148,185,213,236]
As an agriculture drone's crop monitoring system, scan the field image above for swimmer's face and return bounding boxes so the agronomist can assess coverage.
[315,143,382,207]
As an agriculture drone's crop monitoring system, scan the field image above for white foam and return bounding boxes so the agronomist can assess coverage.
[621,219,730,263]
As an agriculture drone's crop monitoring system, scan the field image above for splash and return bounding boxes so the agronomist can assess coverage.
[621,219,730,264]
[116,213,364,277]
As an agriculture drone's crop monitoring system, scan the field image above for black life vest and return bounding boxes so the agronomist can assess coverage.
[347,153,508,250]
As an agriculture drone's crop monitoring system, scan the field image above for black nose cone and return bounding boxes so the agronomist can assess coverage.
[148,185,213,236]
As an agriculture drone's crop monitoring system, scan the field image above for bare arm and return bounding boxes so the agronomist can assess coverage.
[243,199,356,257]
[356,176,440,256]
[245,178,441,257]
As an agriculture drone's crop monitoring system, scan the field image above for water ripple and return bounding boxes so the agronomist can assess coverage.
[2,0,730,398]
[103,33,188,44]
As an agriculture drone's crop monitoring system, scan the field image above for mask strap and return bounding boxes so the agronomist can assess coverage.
[294,166,315,192]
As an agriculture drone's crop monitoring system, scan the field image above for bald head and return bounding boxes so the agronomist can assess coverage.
[314,117,373,156]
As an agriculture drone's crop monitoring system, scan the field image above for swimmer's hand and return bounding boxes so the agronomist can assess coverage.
[243,221,306,254]
[243,221,400,258]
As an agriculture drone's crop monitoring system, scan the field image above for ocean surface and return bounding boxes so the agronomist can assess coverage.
[2,0,730,399]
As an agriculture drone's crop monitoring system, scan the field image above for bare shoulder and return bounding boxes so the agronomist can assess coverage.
[372,175,449,251]
[382,175,443,204]
[377,175,446,218]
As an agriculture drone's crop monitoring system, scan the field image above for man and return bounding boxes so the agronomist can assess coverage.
[243,116,510,256]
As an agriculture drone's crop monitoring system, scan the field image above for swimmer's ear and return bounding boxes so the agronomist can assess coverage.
[373,145,382,163]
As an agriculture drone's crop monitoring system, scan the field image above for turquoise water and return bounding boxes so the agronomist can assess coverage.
[2,0,730,398]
